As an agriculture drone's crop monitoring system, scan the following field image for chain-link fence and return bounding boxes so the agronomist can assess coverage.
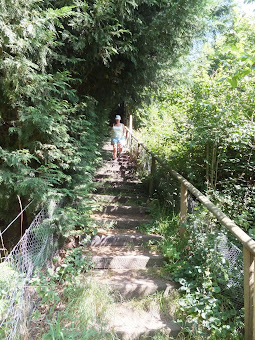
[0,208,56,340]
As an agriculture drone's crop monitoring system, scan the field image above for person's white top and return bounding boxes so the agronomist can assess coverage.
[112,124,124,138]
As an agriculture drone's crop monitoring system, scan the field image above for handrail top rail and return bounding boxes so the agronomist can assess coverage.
[125,125,255,256]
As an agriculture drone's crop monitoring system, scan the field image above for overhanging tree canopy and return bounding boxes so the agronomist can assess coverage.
[0,0,225,241]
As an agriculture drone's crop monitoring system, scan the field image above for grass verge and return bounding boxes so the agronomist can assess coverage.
[28,246,119,339]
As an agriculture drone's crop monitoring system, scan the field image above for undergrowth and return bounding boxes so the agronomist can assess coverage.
[140,203,244,339]
[29,247,118,339]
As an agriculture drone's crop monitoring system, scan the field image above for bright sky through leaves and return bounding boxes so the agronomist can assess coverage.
[238,0,255,17]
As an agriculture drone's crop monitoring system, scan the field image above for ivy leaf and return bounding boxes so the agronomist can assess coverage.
[227,77,237,88]
[212,286,221,293]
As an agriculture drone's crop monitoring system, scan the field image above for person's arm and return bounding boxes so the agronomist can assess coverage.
[122,123,125,137]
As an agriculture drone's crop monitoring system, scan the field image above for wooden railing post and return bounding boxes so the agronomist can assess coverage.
[149,156,156,196]
[180,183,188,224]
[129,115,133,148]
[126,129,130,149]
[137,143,140,156]
[243,246,255,339]
[124,123,255,337]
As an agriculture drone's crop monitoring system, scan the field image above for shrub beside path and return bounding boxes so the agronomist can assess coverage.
[85,143,181,339]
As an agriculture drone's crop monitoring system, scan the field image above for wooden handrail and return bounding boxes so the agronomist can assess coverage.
[126,121,255,339]
[125,125,255,256]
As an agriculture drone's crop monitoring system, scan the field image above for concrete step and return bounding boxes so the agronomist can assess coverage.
[91,214,152,229]
[95,172,122,178]
[86,245,165,269]
[96,168,119,173]
[86,143,181,338]
[95,173,125,178]
[94,179,142,185]
[108,302,181,339]
[101,143,130,156]
[95,185,146,195]
[94,174,136,182]
[89,269,178,298]
[95,161,131,170]
[95,167,137,178]
[90,255,165,269]
[90,233,162,247]
[87,194,148,205]
[96,205,150,216]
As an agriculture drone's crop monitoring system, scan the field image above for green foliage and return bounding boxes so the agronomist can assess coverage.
[1,1,247,339]
[53,248,92,282]
[0,262,21,319]
[0,0,213,243]
[53,0,211,106]
[42,315,100,340]
[145,208,244,339]
[0,0,104,235]
[31,247,117,339]
[130,10,255,339]
[136,14,255,233]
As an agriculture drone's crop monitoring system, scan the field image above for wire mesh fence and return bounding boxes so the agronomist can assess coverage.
[216,233,243,309]
[128,140,244,311]
[0,208,56,340]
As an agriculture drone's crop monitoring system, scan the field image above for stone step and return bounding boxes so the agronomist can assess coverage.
[95,169,136,179]
[87,194,148,205]
[101,143,129,154]
[90,254,165,269]
[90,234,162,247]
[95,185,146,195]
[89,269,178,298]
[108,302,181,339]
[101,151,128,157]
[94,174,136,182]
[96,169,122,175]
[93,171,117,178]
[87,144,182,338]
[95,205,150,216]
[95,172,123,178]
[94,179,142,185]
[91,214,152,229]
[85,245,165,269]
[101,151,130,160]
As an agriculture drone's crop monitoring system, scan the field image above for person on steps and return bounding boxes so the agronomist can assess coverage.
[111,115,125,160]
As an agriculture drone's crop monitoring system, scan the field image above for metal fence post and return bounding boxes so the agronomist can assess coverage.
[149,156,156,196]
[243,246,255,339]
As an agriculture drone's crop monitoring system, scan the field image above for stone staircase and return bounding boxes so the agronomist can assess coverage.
[85,143,180,339]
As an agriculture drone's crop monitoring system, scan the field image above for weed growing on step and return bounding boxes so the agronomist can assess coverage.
[129,290,179,318]
[40,280,119,340]
[28,247,118,339]
[141,204,244,339]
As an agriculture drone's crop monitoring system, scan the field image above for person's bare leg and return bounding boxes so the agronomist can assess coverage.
[117,143,122,157]
[113,143,117,159]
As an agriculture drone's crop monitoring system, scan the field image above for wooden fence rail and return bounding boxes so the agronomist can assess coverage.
[125,116,255,340]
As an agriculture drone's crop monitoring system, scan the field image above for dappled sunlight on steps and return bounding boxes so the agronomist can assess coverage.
[83,142,181,339]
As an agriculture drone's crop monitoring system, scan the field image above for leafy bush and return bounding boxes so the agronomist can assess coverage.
[0,0,213,240]
[135,15,255,236]
[144,206,244,339]
[0,262,21,319]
